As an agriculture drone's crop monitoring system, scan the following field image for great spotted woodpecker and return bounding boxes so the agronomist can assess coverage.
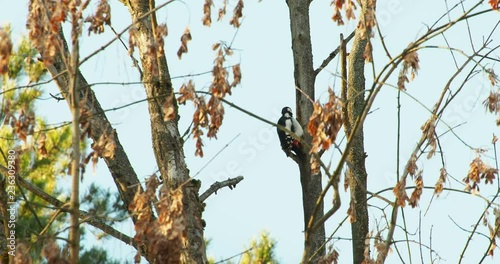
[277,106,304,156]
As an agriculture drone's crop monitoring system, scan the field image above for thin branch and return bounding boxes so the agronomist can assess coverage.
[213,246,254,264]
[199,176,244,202]
[16,181,44,230]
[478,214,500,262]
[0,164,142,252]
[79,0,177,66]
[109,25,143,80]
[313,30,355,76]
[193,134,241,178]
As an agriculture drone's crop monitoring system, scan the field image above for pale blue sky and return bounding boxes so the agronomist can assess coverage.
[2,0,500,263]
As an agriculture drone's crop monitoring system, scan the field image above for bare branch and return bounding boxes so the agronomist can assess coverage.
[199,176,244,202]
[313,30,355,76]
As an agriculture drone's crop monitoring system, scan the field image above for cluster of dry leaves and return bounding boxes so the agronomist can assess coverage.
[331,0,377,62]
[331,0,357,26]
[490,0,500,10]
[129,175,186,263]
[15,234,75,263]
[2,101,36,143]
[397,43,420,90]
[483,207,500,256]
[318,244,339,264]
[1,99,51,165]
[361,230,392,263]
[331,0,376,39]
[27,0,111,65]
[84,0,111,35]
[202,0,244,28]
[27,0,73,65]
[177,28,192,59]
[308,88,343,173]
[128,22,170,76]
[73,100,116,175]
[173,44,241,157]
[463,149,498,194]
[392,153,424,208]
[434,167,448,197]
[420,116,437,159]
[482,69,500,124]
[0,27,12,75]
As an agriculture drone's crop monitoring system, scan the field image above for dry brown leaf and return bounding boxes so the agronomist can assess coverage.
[128,26,138,56]
[409,172,423,208]
[434,168,447,196]
[85,0,111,35]
[397,43,420,90]
[202,0,213,26]
[347,199,357,223]
[364,41,373,63]
[393,178,408,207]
[489,0,500,10]
[177,80,196,105]
[344,169,350,192]
[229,0,244,28]
[177,27,192,59]
[331,0,357,25]
[231,64,242,87]
[483,91,500,114]
[154,24,168,56]
[463,153,498,193]
[163,93,177,121]
[0,27,12,75]
[421,117,437,159]
[308,88,343,153]
[311,155,321,175]
[486,68,498,86]
[218,0,227,21]
[407,153,418,177]
[37,132,48,157]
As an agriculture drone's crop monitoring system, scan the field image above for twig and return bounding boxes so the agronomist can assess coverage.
[314,30,355,76]
[213,246,254,264]
[193,134,241,178]
[199,176,244,202]
[49,93,65,102]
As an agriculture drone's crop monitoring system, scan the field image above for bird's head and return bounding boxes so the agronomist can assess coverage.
[281,106,293,117]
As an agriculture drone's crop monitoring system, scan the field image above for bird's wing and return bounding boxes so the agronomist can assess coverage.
[291,118,304,137]
[284,118,293,133]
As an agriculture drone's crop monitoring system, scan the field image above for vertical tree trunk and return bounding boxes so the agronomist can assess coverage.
[344,1,373,263]
[68,10,81,264]
[123,0,207,262]
[286,0,326,262]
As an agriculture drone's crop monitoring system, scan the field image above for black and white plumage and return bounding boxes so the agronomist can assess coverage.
[277,106,304,156]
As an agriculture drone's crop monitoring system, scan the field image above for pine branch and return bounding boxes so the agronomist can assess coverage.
[0,165,142,254]
[199,176,244,202]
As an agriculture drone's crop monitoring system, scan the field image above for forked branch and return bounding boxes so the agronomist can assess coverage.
[199,176,244,202]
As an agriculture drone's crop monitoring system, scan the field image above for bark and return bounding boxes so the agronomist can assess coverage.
[286,0,326,262]
[344,1,373,263]
[43,29,144,225]
[122,0,207,262]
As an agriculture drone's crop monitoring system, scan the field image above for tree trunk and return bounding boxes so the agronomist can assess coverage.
[43,29,145,225]
[123,0,207,262]
[344,1,373,263]
[286,0,326,262]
